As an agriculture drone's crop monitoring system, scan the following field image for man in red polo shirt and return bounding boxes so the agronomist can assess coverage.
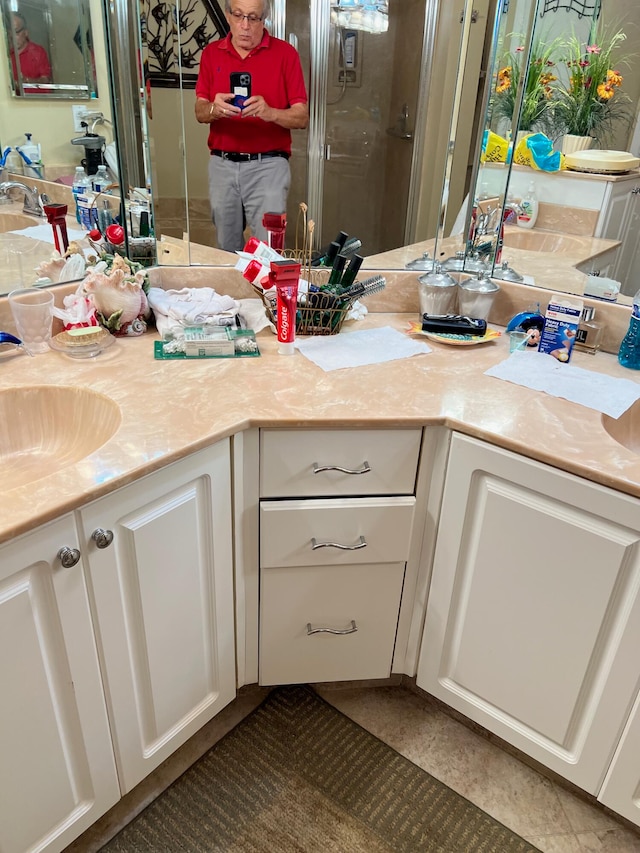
[195,0,308,252]
[10,13,52,85]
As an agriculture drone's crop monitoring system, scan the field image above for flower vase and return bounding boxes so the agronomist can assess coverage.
[561,135,593,155]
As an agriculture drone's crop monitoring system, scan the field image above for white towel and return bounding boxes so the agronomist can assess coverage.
[148,286,240,325]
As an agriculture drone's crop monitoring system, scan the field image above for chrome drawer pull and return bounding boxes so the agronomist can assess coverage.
[306,620,358,636]
[312,460,371,475]
[311,535,367,551]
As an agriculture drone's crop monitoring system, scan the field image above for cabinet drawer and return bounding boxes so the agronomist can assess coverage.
[260,429,421,497]
[259,561,405,685]
[260,497,415,568]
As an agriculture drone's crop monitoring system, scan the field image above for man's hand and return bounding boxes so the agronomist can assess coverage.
[195,94,240,123]
[240,97,309,129]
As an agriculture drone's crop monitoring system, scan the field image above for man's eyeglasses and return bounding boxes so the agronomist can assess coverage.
[229,10,263,24]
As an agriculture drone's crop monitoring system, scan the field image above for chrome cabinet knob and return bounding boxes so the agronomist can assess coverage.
[57,547,81,568]
[91,528,114,549]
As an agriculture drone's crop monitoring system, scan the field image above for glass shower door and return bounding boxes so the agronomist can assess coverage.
[281,0,425,258]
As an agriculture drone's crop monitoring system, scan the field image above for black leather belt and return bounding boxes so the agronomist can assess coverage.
[211,150,290,161]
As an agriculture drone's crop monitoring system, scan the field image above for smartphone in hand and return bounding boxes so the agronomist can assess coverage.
[230,72,251,109]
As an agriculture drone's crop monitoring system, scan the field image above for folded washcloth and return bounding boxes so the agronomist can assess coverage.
[148,286,240,325]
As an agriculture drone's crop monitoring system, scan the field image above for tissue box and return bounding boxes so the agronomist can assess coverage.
[584,275,620,302]
[538,297,583,363]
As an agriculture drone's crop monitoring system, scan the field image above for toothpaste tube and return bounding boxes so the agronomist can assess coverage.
[270,259,300,355]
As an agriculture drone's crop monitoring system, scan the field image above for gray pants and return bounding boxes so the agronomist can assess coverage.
[208,154,291,253]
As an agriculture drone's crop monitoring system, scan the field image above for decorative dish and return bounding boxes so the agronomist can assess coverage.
[423,330,502,346]
[49,326,115,358]
[406,321,501,346]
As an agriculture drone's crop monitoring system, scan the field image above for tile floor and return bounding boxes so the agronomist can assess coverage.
[315,683,640,853]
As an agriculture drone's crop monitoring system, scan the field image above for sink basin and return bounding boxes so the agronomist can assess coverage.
[0,212,40,232]
[602,399,640,455]
[0,385,121,489]
[503,229,587,254]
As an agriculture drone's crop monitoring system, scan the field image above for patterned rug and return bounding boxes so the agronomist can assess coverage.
[100,684,541,852]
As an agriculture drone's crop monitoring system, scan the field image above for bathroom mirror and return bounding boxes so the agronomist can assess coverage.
[1,0,98,98]
[0,0,638,299]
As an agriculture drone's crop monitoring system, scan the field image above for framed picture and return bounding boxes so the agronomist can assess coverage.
[141,0,228,89]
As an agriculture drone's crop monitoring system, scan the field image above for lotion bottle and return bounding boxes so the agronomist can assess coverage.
[517,181,538,230]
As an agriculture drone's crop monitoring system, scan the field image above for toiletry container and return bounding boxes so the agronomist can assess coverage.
[405,252,435,272]
[574,306,603,355]
[457,271,500,321]
[92,164,111,193]
[517,181,538,229]
[441,251,467,273]
[19,133,41,163]
[6,148,23,176]
[72,166,89,224]
[417,263,458,316]
[618,287,640,370]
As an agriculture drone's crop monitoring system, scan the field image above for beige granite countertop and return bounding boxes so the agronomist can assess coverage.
[1,269,639,547]
[365,233,625,300]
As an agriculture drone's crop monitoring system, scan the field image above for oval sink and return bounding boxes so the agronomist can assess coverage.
[0,212,40,232]
[602,399,640,455]
[503,230,587,254]
[0,385,121,489]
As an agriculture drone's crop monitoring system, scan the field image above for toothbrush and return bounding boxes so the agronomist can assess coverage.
[0,147,10,168]
[16,148,43,179]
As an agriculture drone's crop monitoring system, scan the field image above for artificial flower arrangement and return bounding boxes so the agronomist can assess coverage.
[491,26,632,148]
[492,36,560,137]
[552,25,632,145]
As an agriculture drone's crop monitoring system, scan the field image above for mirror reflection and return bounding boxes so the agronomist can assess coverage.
[1,0,98,97]
[471,0,640,300]
[0,0,639,306]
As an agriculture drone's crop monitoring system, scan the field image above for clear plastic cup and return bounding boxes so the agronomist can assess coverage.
[509,330,529,353]
[9,287,54,355]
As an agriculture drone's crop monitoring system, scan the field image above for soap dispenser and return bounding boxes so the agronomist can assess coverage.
[517,181,538,229]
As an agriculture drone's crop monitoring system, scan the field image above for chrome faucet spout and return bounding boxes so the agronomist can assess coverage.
[0,180,44,216]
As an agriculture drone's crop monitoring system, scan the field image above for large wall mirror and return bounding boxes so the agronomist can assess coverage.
[0,0,639,301]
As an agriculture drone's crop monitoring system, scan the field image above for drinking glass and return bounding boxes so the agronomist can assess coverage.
[9,287,54,355]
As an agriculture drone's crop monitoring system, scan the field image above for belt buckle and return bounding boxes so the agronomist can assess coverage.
[241,153,252,161]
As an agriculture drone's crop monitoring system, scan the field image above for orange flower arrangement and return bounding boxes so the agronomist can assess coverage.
[492,38,560,134]
[553,26,631,143]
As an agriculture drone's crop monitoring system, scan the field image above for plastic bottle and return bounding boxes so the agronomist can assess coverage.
[92,164,111,194]
[517,181,538,230]
[6,148,23,176]
[18,133,41,163]
[618,288,640,370]
[72,166,89,224]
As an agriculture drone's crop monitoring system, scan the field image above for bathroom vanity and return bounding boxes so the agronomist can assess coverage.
[1,289,640,851]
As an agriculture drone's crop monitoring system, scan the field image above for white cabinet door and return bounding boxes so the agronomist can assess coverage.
[595,180,631,241]
[78,441,236,794]
[599,687,640,826]
[0,516,119,853]
[417,433,640,795]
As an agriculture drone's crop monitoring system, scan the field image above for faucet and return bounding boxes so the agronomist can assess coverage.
[503,200,523,224]
[0,180,45,216]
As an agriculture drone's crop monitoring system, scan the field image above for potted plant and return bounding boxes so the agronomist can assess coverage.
[491,36,560,139]
[553,25,632,152]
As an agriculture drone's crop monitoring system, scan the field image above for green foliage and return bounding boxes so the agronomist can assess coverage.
[491,35,562,135]
[552,25,632,144]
